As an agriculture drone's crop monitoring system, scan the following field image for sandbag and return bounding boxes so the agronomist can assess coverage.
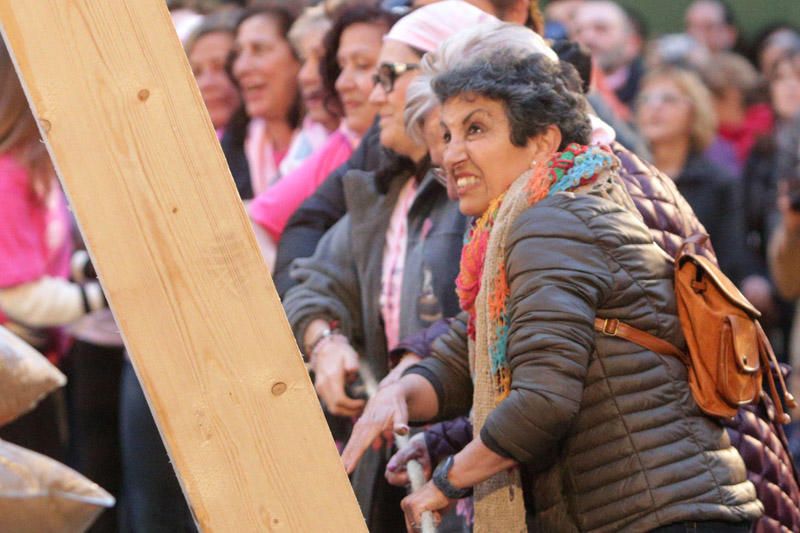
[0,325,66,427]
[0,438,115,532]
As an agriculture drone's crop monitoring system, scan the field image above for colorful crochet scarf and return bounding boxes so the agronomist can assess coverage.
[457,143,616,395]
[458,143,618,532]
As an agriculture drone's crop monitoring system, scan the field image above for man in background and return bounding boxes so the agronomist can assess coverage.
[685,0,739,54]
[574,0,645,113]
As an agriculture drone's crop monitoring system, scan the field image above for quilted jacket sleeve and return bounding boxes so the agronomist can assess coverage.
[480,200,614,467]
[388,318,452,367]
[282,214,363,349]
[424,416,474,464]
[405,311,473,421]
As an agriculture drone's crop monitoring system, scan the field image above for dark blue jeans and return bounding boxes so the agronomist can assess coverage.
[650,520,751,532]
[119,359,196,533]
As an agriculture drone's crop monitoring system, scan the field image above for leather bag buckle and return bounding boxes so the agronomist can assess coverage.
[602,319,620,336]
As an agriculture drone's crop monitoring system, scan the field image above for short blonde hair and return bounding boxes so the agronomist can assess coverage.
[288,5,331,57]
[640,66,718,152]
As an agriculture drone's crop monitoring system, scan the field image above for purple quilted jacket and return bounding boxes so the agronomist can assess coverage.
[613,145,800,531]
[397,143,800,532]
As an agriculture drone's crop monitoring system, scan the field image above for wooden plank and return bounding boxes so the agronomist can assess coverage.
[0,2,366,531]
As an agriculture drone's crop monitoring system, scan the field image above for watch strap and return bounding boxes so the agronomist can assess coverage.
[432,455,472,499]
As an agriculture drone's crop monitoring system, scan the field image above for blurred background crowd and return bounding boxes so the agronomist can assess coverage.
[2,0,800,531]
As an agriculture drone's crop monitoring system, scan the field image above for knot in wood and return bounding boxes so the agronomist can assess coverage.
[271,382,287,396]
[137,89,150,101]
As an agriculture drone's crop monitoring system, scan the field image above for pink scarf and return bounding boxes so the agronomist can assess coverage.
[244,119,295,196]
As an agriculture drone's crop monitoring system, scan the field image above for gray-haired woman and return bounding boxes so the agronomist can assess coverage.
[342,49,762,532]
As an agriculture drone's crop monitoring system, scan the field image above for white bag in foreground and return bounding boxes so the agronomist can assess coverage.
[0,438,115,533]
[0,325,66,427]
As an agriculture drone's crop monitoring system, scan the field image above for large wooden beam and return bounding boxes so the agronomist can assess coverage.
[0,2,366,531]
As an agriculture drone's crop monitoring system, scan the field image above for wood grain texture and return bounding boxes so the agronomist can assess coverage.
[0,1,366,531]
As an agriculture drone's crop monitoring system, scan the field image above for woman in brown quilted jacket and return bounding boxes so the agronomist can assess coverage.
[368,23,800,533]
[342,28,762,533]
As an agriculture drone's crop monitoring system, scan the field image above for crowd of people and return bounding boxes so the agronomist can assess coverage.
[2,0,800,531]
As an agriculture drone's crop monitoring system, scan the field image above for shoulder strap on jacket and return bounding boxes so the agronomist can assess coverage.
[594,318,690,366]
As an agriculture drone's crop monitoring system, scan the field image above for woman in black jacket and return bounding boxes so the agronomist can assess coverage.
[636,66,750,284]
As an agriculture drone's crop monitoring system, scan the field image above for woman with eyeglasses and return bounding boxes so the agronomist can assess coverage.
[248,5,398,270]
[636,66,747,284]
[342,45,761,533]
[270,0,544,298]
[281,3,494,530]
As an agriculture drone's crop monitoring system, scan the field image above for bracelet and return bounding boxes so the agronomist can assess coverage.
[306,327,341,358]
[308,331,347,366]
[432,455,472,499]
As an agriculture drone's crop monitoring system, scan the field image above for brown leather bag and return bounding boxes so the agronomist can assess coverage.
[595,234,796,423]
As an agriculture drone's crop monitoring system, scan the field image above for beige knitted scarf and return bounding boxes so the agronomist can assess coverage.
[470,169,533,533]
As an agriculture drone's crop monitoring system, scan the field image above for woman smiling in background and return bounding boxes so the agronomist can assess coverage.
[249,5,398,269]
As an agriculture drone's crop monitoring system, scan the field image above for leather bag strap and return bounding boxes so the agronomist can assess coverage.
[594,318,690,366]
[595,318,798,425]
[677,232,709,259]
[756,321,797,424]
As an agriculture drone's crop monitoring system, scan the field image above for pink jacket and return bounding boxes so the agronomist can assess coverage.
[0,155,71,289]
[249,127,357,242]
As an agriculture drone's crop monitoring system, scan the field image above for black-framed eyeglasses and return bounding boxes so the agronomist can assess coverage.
[372,62,420,94]
[431,166,447,187]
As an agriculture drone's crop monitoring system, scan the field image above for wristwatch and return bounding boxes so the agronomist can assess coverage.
[432,455,473,499]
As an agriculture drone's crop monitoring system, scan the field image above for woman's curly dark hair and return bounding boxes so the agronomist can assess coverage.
[432,51,592,150]
[320,5,400,119]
